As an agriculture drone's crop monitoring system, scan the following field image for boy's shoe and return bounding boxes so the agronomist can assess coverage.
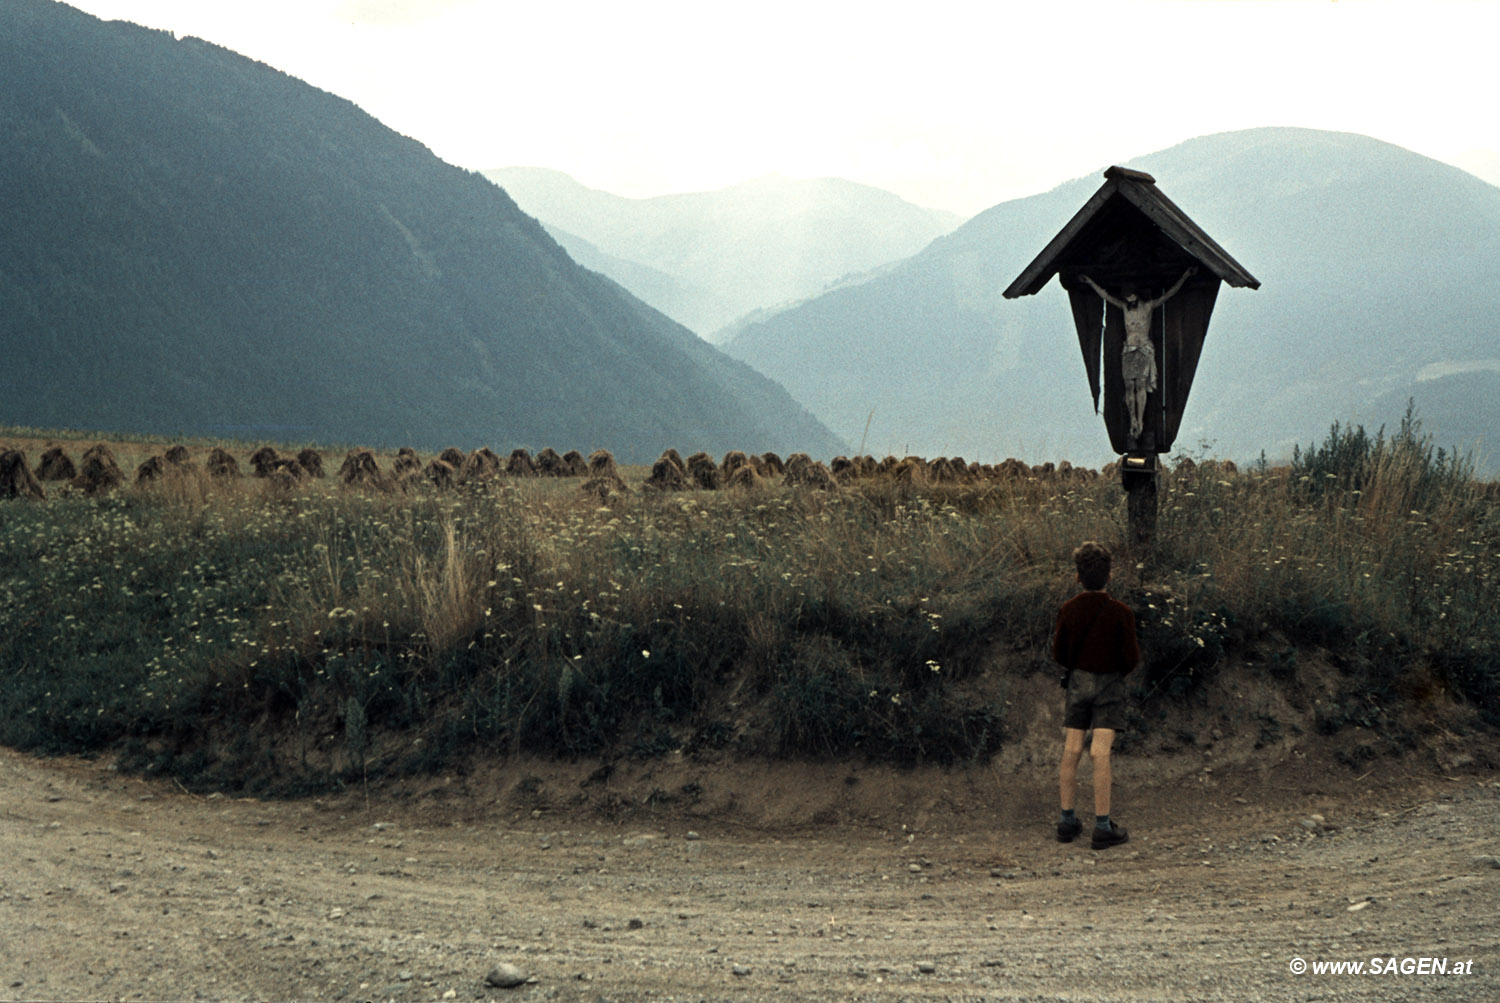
[1056,817,1083,843]
[1091,820,1129,850]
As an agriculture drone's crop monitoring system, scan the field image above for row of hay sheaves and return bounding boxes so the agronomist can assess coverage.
[0,441,1120,501]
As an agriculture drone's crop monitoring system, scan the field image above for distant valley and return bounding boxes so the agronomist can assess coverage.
[486,168,961,341]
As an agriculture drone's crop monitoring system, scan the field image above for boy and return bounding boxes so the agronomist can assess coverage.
[1052,541,1140,849]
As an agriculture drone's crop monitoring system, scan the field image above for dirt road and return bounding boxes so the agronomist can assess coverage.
[2,737,1497,1003]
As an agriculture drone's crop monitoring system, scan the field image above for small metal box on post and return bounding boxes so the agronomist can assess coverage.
[1003,166,1259,545]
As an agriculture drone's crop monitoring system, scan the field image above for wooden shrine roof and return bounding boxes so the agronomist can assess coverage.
[1003,166,1260,298]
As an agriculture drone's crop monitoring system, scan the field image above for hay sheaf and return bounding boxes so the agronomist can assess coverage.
[720,450,749,479]
[507,448,538,477]
[206,448,241,479]
[725,464,762,491]
[266,459,308,495]
[535,447,567,477]
[587,450,619,480]
[296,448,324,478]
[135,456,166,485]
[438,447,467,470]
[562,450,588,476]
[36,447,76,481]
[759,452,786,477]
[461,447,503,483]
[425,458,457,490]
[644,453,690,493]
[686,452,720,490]
[249,446,281,477]
[339,450,386,488]
[72,444,124,495]
[393,448,423,481]
[163,445,193,469]
[929,457,968,484]
[580,473,629,502]
[0,450,46,500]
[996,457,1031,480]
[786,456,837,490]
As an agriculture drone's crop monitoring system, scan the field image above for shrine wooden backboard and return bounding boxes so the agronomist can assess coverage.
[1004,167,1258,455]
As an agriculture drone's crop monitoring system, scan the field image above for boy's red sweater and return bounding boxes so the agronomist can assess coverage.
[1052,590,1141,675]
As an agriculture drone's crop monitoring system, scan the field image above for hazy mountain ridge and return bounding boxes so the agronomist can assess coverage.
[0,0,842,462]
[724,128,1500,473]
[485,167,963,339]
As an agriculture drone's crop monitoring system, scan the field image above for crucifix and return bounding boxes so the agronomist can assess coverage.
[1003,167,1259,546]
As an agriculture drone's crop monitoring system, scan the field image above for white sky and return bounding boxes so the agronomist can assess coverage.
[63,0,1500,216]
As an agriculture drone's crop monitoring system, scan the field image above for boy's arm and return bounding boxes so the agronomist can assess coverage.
[1052,613,1067,665]
[1120,607,1141,674]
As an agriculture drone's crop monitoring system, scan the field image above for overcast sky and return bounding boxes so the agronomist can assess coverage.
[64,0,1500,216]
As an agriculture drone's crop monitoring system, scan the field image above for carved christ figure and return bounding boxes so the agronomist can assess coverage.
[1080,267,1197,441]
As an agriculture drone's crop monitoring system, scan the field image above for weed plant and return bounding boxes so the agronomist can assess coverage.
[1,417,1495,793]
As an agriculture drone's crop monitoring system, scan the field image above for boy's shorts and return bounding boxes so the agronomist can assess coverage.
[1064,670,1127,731]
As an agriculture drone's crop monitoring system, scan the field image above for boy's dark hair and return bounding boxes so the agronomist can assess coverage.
[1074,541,1112,590]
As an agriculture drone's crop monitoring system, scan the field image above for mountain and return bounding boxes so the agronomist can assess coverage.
[723,128,1500,474]
[485,168,963,340]
[0,0,842,463]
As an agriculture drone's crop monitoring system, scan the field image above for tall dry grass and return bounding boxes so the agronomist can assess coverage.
[0,419,1494,793]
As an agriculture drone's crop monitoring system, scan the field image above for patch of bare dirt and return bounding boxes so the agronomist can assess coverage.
[4,666,1498,1003]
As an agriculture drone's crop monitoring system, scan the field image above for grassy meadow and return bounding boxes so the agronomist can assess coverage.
[1,416,1496,795]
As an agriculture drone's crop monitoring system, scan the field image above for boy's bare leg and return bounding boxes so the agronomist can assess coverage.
[1059,727,1087,811]
[1091,727,1116,816]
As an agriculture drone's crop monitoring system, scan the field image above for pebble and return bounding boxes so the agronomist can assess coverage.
[916,960,936,973]
[484,963,529,988]
[732,964,752,977]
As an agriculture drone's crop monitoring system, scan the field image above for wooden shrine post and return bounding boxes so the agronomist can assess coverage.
[1003,166,1259,546]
